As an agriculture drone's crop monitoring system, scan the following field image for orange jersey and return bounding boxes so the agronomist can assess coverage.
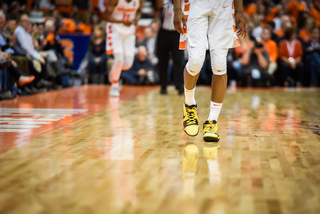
[264,39,278,62]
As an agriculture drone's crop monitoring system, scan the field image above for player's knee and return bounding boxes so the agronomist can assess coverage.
[211,49,228,75]
[186,54,205,76]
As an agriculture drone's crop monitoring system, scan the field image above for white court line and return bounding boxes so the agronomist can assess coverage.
[0,118,61,121]
[0,129,30,132]
[0,121,51,125]
[0,125,41,128]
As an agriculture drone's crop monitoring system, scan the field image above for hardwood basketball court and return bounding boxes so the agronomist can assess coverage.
[0,85,320,214]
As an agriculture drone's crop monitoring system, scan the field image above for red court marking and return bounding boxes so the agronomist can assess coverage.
[0,85,157,153]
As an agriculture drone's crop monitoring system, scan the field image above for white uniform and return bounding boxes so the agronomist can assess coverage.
[107,0,139,75]
[180,0,240,76]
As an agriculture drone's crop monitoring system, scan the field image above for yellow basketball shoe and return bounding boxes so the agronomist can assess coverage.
[183,103,199,137]
[203,120,220,142]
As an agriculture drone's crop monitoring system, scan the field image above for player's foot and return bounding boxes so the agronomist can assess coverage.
[203,120,220,142]
[160,87,167,95]
[183,103,199,137]
[109,85,120,96]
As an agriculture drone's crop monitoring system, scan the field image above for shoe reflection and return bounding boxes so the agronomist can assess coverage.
[182,143,199,198]
[203,142,221,185]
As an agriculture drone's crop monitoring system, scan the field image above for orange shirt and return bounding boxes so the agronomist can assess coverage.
[77,23,93,35]
[55,0,73,15]
[274,29,284,38]
[46,33,56,45]
[264,39,278,62]
[279,40,303,60]
[58,18,76,33]
[310,7,320,27]
[245,3,258,16]
[287,0,307,22]
[298,29,311,43]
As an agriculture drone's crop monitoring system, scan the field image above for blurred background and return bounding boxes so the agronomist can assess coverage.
[0,0,319,101]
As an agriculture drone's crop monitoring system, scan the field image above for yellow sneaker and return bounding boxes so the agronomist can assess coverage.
[183,103,199,137]
[203,120,220,142]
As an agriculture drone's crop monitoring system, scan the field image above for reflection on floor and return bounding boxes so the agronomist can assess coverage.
[0,85,320,214]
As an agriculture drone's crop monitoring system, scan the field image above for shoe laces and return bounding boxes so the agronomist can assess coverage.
[205,121,217,133]
[186,107,197,125]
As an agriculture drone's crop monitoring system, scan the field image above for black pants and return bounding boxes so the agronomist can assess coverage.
[157,28,184,89]
[7,64,21,82]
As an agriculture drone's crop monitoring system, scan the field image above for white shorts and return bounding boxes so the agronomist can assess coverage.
[106,23,135,59]
[180,0,240,51]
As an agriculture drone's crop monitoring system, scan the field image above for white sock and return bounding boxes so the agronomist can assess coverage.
[112,81,119,87]
[184,86,196,105]
[208,101,223,121]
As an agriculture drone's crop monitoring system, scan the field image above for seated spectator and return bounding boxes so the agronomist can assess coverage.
[0,51,35,87]
[232,36,270,86]
[87,25,106,84]
[14,14,52,87]
[261,28,278,75]
[274,15,292,38]
[266,21,281,45]
[136,26,158,65]
[298,18,314,43]
[308,2,320,28]
[279,27,304,87]
[58,15,76,34]
[120,46,158,85]
[304,27,320,86]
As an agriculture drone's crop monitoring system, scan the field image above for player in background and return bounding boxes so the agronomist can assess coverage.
[173,0,247,142]
[105,0,143,96]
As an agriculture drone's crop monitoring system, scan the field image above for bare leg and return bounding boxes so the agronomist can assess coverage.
[211,73,227,103]
[184,67,200,90]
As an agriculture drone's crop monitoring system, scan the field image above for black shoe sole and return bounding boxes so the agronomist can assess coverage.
[203,137,220,142]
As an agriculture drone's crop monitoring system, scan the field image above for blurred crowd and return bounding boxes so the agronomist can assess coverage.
[0,0,319,100]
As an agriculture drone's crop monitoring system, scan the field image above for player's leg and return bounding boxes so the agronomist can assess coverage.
[182,6,208,137]
[202,3,235,142]
[109,33,125,96]
[202,49,228,142]
[122,34,136,71]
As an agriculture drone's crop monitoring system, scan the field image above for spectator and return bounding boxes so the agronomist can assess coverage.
[279,27,304,87]
[34,21,71,76]
[266,21,281,44]
[232,36,270,86]
[87,25,107,84]
[251,13,264,39]
[304,27,320,86]
[120,46,158,85]
[261,28,278,75]
[58,15,76,34]
[14,13,51,87]
[274,15,292,38]
[136,26,158,65]
[298,18,314,43]
[308,1,320,27]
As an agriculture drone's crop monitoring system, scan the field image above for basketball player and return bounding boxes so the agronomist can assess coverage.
[173,0,247,142]
[105,0,143,96]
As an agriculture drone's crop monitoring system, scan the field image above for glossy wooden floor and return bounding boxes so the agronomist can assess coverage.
[0,85,320,214]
